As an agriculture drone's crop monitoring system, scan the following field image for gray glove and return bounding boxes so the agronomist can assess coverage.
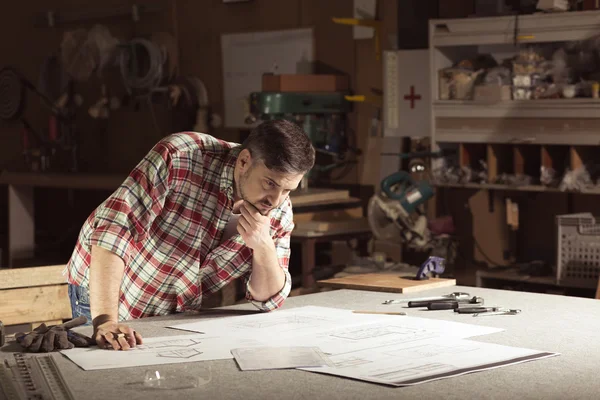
[15,316,94,352]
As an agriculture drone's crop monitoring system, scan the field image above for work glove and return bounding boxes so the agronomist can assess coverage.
[15,316,94,352]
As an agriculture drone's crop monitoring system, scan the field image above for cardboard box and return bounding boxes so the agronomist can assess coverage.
[262,74,349,92]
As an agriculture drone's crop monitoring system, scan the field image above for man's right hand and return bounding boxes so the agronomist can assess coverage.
[93,320,143,351]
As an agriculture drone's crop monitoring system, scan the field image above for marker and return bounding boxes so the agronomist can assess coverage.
[353,310,406,316]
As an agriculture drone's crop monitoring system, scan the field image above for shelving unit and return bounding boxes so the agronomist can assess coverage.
[427,10,600,290]
[429,10,600,189]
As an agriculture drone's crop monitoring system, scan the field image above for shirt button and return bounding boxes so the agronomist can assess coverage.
[75,301,79,305]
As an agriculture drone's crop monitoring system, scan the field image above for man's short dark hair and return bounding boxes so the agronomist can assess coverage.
[241,119,316,174]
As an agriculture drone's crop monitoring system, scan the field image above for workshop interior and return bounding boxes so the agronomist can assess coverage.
[1,0,600,398]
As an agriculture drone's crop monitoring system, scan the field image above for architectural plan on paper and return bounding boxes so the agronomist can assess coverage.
[168,306,399,339]
[278,318,503,356]
[231,346,333,371]
[60,334,263,371]
[302,337,559,387]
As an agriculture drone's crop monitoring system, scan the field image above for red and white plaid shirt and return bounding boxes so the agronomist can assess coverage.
[64,132,294,321]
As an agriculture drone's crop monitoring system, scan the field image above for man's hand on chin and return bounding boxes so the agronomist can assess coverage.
[237,201,274,251]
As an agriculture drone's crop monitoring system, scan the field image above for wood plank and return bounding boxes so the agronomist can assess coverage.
[487,144,497,183]
[570,146,584,170]
[8,185,34,266]
[0,265,66,290]
[317,273,456,293]
[459,143,471,168]
[514,146,525,175]
[290,188,350,206]
[293,206,363,223]
[0,285,72,326]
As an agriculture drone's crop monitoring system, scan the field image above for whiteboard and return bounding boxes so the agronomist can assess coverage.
[221,28,314,128]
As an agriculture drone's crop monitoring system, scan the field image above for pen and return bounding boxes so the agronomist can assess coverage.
[352,310,406,316]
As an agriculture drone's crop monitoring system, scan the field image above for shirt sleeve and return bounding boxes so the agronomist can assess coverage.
[87,142,172,265]
[244,204,294,312]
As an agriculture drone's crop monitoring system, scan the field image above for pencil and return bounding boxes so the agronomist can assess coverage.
[353,310,406,316]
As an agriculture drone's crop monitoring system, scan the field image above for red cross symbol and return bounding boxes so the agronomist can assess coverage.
[404,86,422,109]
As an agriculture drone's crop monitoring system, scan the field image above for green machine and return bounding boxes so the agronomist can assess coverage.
[247,91,356,178]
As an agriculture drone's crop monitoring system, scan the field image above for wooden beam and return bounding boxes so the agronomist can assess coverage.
[0,285,72,326]
[0,265,66,290]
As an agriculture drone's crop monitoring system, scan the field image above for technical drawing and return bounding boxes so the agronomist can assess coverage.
[369,363,451,381]
[232,315,331,330]
[157,348,204,359]
[330,325,434,341]
[139,338,204,350]
[333,357,373,368]
[385,343,479,359]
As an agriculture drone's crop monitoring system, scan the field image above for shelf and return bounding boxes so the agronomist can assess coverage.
[434,182,600,195]
[431,10,600,47]
[434,99,600,119]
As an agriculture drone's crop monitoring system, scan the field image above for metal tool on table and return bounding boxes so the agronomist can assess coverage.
[454,306,522,316]
[0,353,75,400]
[382,291,470,305]
[422,296,485,310]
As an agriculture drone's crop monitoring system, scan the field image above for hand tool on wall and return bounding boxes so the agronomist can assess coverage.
[14,316,93,352]
[382,291,471,305]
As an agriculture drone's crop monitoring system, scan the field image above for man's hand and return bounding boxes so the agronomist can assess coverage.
[94,320,143,351]
[237,202,273,250]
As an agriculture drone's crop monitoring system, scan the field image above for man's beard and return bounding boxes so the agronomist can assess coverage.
[236,170,273,216]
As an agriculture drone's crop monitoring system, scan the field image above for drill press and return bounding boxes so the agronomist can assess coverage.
[247,91,356,183]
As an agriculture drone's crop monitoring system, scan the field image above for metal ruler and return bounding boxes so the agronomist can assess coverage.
[0,353,74,400]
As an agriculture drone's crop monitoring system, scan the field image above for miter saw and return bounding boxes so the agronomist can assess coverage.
[367,170,435,249]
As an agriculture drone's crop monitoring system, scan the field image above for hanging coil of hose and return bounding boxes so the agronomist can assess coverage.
[119,38,166,95]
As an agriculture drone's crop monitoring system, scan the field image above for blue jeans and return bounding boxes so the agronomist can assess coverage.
[68,284,93,326]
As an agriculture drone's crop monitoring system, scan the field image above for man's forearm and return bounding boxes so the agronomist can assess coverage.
[89,245,125,326]
[248,239,285,301]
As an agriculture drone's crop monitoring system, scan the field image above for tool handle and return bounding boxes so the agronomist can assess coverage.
[455,307,490,314]
[427,301,458,310]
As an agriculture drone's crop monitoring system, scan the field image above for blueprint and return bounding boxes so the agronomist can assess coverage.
[302,337,559,386]
[61,334,263,371]
[168,306,501,342]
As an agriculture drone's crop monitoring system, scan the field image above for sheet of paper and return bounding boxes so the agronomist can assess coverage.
[302,337,559,386]
[168,306,397,339]
[231,346,332,371]
[270,317,503,356]
[61,334,263,371]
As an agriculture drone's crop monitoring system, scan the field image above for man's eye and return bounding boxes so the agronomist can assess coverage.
[265,180,275,188]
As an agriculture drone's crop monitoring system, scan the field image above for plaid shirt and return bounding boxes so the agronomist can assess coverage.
[64,132,294,321]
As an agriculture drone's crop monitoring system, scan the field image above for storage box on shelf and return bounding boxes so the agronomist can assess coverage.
[429,10,600,194]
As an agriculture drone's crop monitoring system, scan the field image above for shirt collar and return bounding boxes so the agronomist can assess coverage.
[220,145,241,199]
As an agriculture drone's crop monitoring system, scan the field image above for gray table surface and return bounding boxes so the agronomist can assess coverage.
[2,286,600,400]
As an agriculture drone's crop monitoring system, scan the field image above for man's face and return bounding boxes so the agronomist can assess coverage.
[235,150,304,215]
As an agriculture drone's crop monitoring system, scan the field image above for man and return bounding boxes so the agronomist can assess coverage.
[64,120,315,351]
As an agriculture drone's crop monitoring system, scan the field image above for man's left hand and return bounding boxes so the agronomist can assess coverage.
[238,202,273,250]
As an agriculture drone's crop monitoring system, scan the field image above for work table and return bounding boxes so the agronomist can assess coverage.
[1,286,599,399]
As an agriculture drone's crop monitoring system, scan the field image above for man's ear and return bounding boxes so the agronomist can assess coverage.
[238,149,252,171]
